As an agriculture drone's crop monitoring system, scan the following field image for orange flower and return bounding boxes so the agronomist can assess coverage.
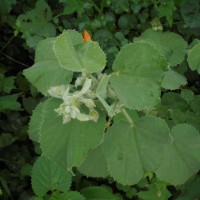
[83,30,91,43]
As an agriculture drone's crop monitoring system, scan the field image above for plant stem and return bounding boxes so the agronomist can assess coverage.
[0,52,29,67]
[53,12,64,20]
[122,108,135,127]
[0,34,15,53]
[88,0,101,13]
[99,0,105,15]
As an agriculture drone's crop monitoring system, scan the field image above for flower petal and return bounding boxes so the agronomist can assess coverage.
[81,78,92,94]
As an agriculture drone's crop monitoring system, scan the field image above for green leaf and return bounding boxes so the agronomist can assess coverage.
[2,76,16,93]
[53,30,83,71]
[49,191,86,200]
[23,38,73,96]
[171,109,186,124]
[177,177,200,200]
[190,95,200,112]
[17,0,56,48]
[35,37,57,62]
[181,89,194,102]
[22,97,39,114]
[110,0,129,14]
[118,14,133,30]
[160,92,189,110]
[78,145,109,178]
[26,35,44,48]
[0,0,16,15]
[121,185,137,198]
[114,109,138,123]
[156,124,200,185]
[161,69,187,90]
[31,156,72,197]
[181,0,200,29]
[134,29,188,66]
[103,116,170,185]
[96,75,115,117]
[137,181,171,200]
[110,42,168,110]
[185,112,200,132]
[0,134,17,148]
[39,98,106,169]
[53,30,106,73]
[81,186,121,200]
[61,29,84,47]
[30,197,43,200]
[187,43,200,74]
[0,94,21,112]
[61,192,86,200]
[28,101,45,142]
[60,0,84,15]
[20,163,32,177]
[156,0,175,26]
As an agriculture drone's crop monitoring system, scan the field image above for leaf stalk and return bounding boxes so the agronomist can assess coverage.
[121,108,135,127]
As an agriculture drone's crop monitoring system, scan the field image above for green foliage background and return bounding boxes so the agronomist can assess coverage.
[1,0,200,199]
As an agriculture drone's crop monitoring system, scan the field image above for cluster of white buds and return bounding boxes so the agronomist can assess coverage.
[48,78,99,124]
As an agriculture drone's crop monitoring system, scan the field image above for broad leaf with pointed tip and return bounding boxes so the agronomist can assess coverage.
[134,29,188,67]
[17,0,56,48]
[103,115,170,185]
[110,42,168,110]
[0,94,21,111]
[53,30,106,73]
[31,156,72,197]
[39,98,106,169]
[23,37,72,96]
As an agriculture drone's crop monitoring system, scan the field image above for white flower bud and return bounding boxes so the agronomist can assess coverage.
[80,98,96,108]
[80,78,92,94]
[76,113,91,121]
[75,76,85,88]
[48,85,66,98]
[89,109,99,122]
[70,106,80,118]
[65,106,71,113]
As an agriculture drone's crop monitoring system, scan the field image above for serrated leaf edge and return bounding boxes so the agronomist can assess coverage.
[102,115,172,185]
[187,43,200,73]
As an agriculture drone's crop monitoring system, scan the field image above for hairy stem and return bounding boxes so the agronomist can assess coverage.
[122,108,135,127]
